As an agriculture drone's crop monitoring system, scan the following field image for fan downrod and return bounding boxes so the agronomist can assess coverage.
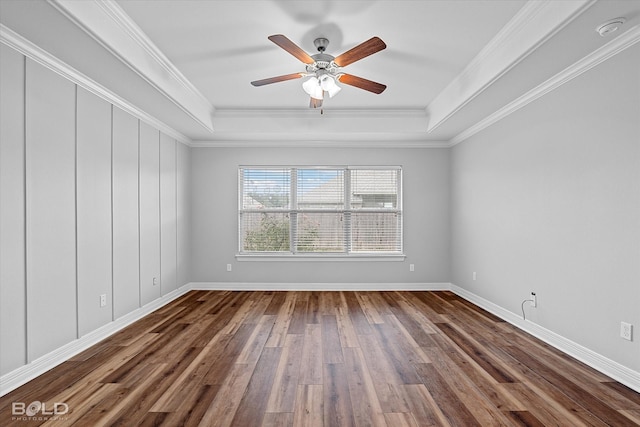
[313,37,329,53]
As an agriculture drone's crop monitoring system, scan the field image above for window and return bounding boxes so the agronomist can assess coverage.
[238,166,402,257]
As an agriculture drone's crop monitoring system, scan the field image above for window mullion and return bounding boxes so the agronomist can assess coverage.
[344,168,351,254]
[397,169,403,253]
[238,168,243,251]
[290,168,297,254]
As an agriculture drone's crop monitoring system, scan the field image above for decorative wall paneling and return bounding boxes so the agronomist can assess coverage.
[76,87,113,336]
[25,58,77,361]
[0,44,27,374]
[0,45,190,381]
[112,106,141,320]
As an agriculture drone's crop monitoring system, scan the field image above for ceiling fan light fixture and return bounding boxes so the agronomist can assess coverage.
[320,74,341,98]
[302,76,324,100]
[252,34,387,107]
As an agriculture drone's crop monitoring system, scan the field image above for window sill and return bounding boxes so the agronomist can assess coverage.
[236,253,406,262]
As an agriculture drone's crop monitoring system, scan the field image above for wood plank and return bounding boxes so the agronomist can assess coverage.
[324,363,356,427]
[299,324,323,385]
[219,292,269,335]
[413,363,482,427]
[500,382,594,427]
[620,409,640,425]
[355,292,386,324]
[436,322,515,384]
[306,291,321,324]
[602,382,640,406]
[384,314,431,363]
[505,410,546,427]
[90,363,168,426]
[387,303,438,346]
[335,301,360,348]
[44,382,117,427]
[372,322,422,384]
[363,291,394,316]
[318,291,337,315]
[400,384,451,427]
[503,345,638,427]
[265,291,298,347]
[1,291,637,426]
[201,323,255,385]
[356,333,411,413]
[231,346,282,426]
[262,412,294,427]
[341,292,373,334]
[343,347,387,427]
[264,291,287,315]
[198,362,255,426]
[266,334,304,413]
[294,384,324,427]
[422,346,515,426]
[235,315,277,365]
[322,315,344,364]
[149,333,232,411]
[159,384,220,426]
[384,412,418,427]
[286,297,309,335]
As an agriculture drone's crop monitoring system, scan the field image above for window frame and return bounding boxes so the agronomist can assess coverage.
[237,166,404,261]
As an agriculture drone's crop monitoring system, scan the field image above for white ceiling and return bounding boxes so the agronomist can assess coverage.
[1,0,639,144]
[114,0,524,110]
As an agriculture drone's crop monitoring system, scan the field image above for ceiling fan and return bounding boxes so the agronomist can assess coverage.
[251,34,387,108]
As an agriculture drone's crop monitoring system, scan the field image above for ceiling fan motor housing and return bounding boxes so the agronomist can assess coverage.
[307,52,339,75]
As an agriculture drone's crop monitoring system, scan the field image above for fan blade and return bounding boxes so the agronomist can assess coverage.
[251,73,304,86]
[310,97,323,108]
[268,34,315,64]
[337,74,386,94]
[333,37,386,67]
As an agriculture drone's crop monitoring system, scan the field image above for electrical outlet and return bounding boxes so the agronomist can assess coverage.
[621,322,633,341]
[531,292,537,308]
[472,272,477,281]
[227,264,232,272]
[153,277,158,286]
[99,294,107,307]
[409,264,415,272]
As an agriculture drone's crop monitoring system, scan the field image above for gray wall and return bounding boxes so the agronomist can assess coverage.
[450,44,640,371]
[0,44,191,375]
[190,146,450,284]
[2,31,638,385]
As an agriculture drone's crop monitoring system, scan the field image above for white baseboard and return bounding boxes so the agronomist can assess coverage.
[0,284,192,396]
[3,282,638,396]
[450,283,640,394]
[190,282,451,291]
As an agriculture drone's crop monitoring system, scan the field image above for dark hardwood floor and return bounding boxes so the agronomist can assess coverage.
[1,290,639,426]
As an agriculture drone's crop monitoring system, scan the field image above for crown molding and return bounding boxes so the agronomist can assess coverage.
[449,24,640,147]
[47,0,214,133]
[212,107,429,119]
[208,108,433,146]
[426,0,596,133]
[0,24,192,145]
[192,135,449,149]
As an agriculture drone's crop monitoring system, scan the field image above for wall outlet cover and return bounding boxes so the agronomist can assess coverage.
[620,322,633,341]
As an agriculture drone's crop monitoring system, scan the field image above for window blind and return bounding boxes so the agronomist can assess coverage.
[239,167,402,256]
